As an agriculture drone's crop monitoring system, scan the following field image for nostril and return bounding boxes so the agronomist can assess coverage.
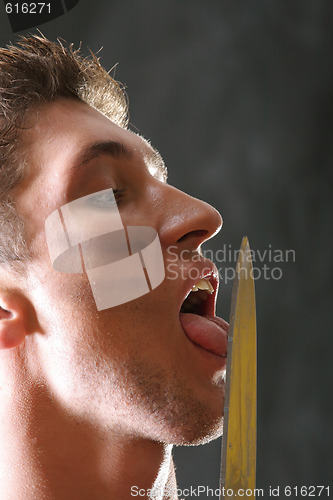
[177,229,208,243]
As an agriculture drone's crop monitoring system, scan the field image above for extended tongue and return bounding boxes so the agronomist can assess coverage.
[179,313,228,357]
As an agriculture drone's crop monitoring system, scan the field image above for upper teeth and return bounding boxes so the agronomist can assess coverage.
[191,278,214,293]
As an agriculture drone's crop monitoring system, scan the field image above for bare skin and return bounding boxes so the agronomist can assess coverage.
[0,99,226,499]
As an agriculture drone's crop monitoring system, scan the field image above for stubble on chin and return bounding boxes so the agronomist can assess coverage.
[121,356,225,446]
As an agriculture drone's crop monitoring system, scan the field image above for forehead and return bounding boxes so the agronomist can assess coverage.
[24,98,165,181]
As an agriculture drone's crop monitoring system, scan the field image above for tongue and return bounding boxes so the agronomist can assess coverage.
[179,313,228,357]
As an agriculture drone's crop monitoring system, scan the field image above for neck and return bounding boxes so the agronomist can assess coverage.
[0,356,177,499]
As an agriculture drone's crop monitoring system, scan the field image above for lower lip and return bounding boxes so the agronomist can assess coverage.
[179,313,228,365]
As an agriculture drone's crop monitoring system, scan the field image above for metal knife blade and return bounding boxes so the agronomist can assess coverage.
[219,236,257,499]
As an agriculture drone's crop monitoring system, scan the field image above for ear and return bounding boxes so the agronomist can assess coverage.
[0,292,31,349]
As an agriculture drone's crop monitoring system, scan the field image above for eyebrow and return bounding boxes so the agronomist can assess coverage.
[70,140,133,170]
[69,140,168,181]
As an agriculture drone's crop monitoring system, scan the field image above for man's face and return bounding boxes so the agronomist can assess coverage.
[16,98,226,445]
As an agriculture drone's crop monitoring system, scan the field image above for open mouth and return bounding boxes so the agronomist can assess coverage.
[180,277,215,316]
[179,274,228,359]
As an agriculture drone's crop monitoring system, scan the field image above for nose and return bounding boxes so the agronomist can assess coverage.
[156,184,223,251]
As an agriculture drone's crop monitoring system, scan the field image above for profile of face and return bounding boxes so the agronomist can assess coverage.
[16,98,227,445]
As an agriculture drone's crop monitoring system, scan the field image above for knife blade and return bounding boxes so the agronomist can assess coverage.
[219,236,257,499]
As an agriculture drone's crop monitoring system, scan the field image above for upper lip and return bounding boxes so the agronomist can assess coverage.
[177,259,219,317]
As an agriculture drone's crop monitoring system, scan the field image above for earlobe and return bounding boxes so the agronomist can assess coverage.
[0,294,29,350]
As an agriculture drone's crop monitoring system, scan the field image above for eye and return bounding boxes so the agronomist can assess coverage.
[88,189,125,209]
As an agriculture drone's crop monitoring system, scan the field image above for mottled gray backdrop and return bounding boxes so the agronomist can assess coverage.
[1,1,332,498]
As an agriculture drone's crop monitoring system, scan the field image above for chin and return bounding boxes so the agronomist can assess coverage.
[171,415,224,447]
[153,379,226,447]
[156,396,225,447]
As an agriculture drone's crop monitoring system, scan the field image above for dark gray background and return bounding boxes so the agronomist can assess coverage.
[1,1,332,498]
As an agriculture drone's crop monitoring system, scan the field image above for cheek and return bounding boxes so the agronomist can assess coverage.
[30,263,95,341]
[31,257,176,373]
